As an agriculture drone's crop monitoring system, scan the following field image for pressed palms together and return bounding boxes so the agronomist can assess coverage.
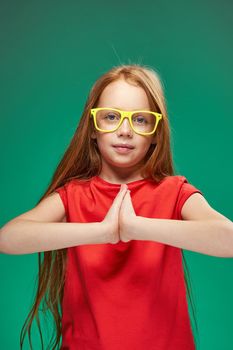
[102,184,137,244]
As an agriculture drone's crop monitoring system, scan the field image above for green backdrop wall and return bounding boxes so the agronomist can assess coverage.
[1,0,233,349]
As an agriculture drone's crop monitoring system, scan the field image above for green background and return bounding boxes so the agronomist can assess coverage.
[1,0,233,349]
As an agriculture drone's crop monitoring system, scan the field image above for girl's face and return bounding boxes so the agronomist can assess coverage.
[91,78,157,178]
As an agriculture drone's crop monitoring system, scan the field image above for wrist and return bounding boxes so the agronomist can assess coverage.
[130,216,147,241]
[99,221,116,244]
[126,215,142,241]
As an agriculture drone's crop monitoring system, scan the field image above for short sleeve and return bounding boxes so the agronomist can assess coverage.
[55,185,68,214]
[176,176,204,220]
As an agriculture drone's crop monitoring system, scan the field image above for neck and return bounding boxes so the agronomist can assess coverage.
[99,164,143,184]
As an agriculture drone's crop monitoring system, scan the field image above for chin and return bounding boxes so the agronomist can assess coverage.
[109,157,142,169]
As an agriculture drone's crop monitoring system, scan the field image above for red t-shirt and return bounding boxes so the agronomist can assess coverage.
[55,175,203,350]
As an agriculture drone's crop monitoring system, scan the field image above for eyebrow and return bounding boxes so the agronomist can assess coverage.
[111,107,150,111]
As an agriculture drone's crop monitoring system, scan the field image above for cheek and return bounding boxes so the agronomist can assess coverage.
[96,133,111,143]
[95,134,113,153]
[137,138,152,151]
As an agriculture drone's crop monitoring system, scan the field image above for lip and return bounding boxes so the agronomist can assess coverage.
[113,144,135,149]
[113,145,134,154]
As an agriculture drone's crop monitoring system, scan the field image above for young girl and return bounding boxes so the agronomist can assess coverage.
[1,64,232,350]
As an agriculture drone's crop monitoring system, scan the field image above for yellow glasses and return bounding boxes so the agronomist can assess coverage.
[90,107,163,136]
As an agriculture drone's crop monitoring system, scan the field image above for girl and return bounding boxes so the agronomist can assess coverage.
[1,64,232,350]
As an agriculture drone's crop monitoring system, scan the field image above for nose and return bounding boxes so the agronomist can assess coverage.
[117,117,133,135]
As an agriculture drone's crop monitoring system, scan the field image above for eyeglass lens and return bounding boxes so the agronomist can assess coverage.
[95,109,157,133]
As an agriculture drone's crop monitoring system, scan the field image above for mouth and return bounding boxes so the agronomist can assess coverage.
[112,144,135,149]
[112,145,135,154]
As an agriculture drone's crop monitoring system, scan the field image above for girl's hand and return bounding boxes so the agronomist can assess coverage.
[119,189,137,242]
[102,185,128,244]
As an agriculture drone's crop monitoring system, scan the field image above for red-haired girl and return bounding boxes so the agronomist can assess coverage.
[1,64,232,350]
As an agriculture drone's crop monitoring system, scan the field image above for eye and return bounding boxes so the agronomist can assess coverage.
[134,116,147,124]
[105,113,119,120]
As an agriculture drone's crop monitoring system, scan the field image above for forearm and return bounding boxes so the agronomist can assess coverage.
[131,217,233,257]
[0,219,106,255]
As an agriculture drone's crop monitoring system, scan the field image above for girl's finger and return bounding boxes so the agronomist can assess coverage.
[120,184,128,192]
[111,185,127,205]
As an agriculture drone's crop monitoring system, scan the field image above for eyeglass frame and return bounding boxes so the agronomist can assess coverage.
[90,107,163,136]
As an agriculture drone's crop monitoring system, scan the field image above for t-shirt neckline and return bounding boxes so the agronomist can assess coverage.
[93,175,149,187]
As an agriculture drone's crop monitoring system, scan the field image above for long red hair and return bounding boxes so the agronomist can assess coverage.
[20,64,199,349]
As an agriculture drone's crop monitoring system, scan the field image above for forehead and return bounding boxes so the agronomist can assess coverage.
[97,79,151,110]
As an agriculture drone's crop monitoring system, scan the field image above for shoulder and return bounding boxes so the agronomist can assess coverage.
[157,175,190,189]
[171,175,230,221]
[55,177,91,191]
[161,175,204,220]
[164,175,190,184]
[54,177,91,204]
[162,175,200,191]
